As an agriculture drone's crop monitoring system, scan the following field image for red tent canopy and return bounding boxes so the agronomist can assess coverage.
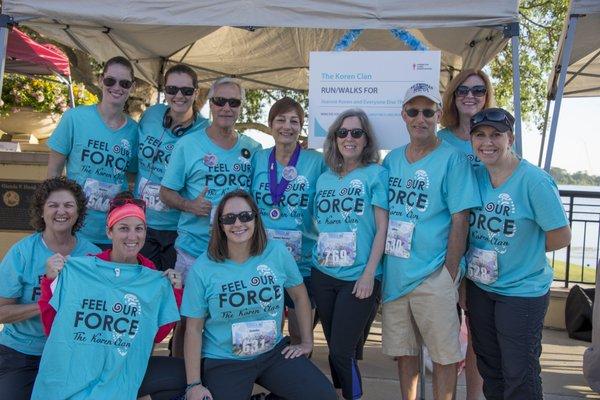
[6,27,70,77]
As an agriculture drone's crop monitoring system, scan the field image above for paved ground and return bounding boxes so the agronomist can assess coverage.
[156,317,599,399]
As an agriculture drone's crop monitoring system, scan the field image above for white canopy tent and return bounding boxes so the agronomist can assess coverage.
[541,0,600,170]
[1,1,522,147]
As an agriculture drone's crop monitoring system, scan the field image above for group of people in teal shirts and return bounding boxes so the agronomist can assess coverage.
[0,56,571,400]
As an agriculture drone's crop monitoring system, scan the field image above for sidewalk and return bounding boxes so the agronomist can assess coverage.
[156,318,598,399]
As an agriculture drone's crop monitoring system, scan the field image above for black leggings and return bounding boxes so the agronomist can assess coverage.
[0,344,40,400]
[137,356,186,400]
[311,268,381,400]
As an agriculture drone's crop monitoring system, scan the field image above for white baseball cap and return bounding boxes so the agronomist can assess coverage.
[402,83,442,107]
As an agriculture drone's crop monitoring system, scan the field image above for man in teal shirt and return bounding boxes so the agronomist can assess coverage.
[381,83,481,400]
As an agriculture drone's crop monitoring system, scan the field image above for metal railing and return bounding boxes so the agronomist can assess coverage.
[550,188,600,287]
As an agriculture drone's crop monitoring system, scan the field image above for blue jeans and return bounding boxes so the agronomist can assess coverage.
[466,280,549,400]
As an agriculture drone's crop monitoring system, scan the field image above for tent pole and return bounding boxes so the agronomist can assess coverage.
[0,15,15,96]
[544,16,578,172]
[537,99,551,167]
[67,75,75,108]
[505,23,522,156]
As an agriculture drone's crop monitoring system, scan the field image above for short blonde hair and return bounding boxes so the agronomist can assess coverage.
[208,77,245,101]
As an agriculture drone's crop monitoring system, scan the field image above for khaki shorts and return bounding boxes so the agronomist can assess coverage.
[382,266,462,365]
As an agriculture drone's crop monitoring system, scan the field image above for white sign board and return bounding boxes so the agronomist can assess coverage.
[308,51,441,150]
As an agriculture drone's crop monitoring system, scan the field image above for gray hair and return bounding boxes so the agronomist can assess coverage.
[207,77,245,101]
[323,108,381,174]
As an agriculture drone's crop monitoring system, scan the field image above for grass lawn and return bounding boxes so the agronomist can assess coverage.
[550,258,596,283]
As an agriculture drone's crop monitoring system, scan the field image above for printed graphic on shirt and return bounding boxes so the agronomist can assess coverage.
[254,174,310,223]
[388,169,430,219]
[470,192,517,255]
[80,138,132,181]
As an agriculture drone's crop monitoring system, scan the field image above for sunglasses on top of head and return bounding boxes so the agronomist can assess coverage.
[335,128,366,139]
[219,211,256,225]
[470,110,512,127]
[164,85,196,96]
[210,97,242,108]
[404,108,437,118]
[108,198,147,213]
[102,77,133,90]
[455,85,487,98]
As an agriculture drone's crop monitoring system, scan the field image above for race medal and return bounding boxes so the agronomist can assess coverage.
[282,166,298,181]
[203,153,217,167]
[269,208,281,220]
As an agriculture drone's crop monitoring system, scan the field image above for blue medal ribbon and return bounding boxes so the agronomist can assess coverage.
[268,144,301,206]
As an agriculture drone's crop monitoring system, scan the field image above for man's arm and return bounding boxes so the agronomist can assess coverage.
[445,209,470,280]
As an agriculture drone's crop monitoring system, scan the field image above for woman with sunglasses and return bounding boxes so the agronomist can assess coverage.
[439,69,495,168]
[34,192,186,400]
[311,109,388,400]
[47,56,139,249]
[466,108,571,399]
[0,177,100,400]
[182,190,336,400]
[136,64,208,272]
[251,97,325,346]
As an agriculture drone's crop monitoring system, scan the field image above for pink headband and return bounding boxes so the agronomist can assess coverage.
[107,203,146,228]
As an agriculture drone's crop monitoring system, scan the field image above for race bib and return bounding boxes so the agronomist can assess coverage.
[138,177,169,212]
[266,229,302,261]
[231,320,277,356]
[385,220,415,258]
[317,232,356,267]
[466,247,498,285]
[83,178,121,212]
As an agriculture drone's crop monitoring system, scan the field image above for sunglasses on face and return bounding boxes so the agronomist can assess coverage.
[164,85,196,96]
[455,85,487,98]
[405,108,437,118]
[102,77,133,89]
[335,128,366,139]
[108,198,147,213]
[470,110,513,127]
[219,210,256,225]
[210,97,242,108]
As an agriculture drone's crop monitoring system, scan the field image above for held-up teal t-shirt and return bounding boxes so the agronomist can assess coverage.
[31,256,179,400]
[0,233,99,356]
[437,127,481,167]
[467,160,568,297]
[135,104,209,231]
[48,105,138,244]
[161,131,261,258]
[382,141,481,303]
[251,148,325,277]
[181,240,303,360]
[312,164,389,281]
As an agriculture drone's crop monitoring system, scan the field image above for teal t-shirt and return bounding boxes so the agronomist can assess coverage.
[382,141,481,303]
[437,127,481,167]
[161,130,261,257]
[48,105,139,244]
[31,256,179,400]
[135,104,209,231]
[467,160,568,297]
[0,233,99,356]
[251,148,325,277]
[180,240,303,360]
[312,164,389,281]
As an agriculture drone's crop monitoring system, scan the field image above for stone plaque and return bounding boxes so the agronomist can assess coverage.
[0,180,40,231]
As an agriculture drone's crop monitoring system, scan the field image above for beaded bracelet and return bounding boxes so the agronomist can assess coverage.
[185,380,203,393]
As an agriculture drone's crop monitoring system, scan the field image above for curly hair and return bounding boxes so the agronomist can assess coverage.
[29,177,88,234]
[207,190,267,262]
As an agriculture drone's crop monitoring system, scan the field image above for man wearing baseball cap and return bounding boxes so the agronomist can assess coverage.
[381,83,482,400]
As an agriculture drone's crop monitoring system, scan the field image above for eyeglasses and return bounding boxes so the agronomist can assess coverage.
[219,211,256,225]
[108,198,146,213]
[102,77,133,89]
[335,128,366,139]
[455,85,487,98]
[210,97,242,108]
[164,86,196,96]
[470,110,513,128]
[405,108,437,118]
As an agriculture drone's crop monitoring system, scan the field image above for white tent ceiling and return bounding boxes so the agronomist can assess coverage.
[548,0,600,98]
[4,1,518,92]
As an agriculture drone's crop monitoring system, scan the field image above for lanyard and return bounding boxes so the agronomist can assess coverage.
[268,144,301,206]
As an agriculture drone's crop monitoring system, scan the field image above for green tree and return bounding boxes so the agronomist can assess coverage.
[490,0,569,130]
